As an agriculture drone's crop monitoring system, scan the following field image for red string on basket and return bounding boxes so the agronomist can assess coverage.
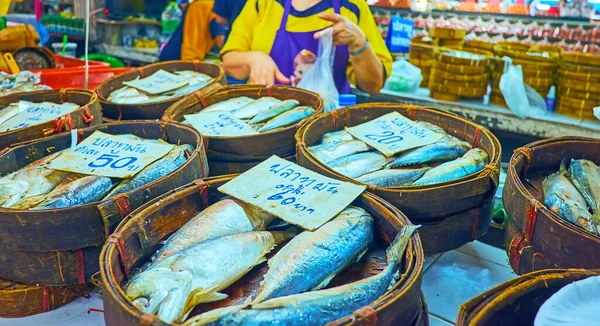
[87,308,104,313]
[472,128,481,148]
[114,194,132,220]
[524,200,539,243]
[193,60,200,72]
[509,234,525,272]
[471,209,481,240]
[76,249,85,284]
[266,86,273,97]
[139,314,159,326]
[331,109,340,129]
[354,306,377,325]
[59,88,68,102]
[42,285,50,312]
[82,105,94,126]
[194,90,207,107]
[196,180,209,208]
[407,106,417,119]
[107,233,129,279]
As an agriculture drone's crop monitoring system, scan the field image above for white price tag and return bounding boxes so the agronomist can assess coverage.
[219,156,366,230]
[0,101,79,132]
[48,131,175,178]
[123,70,188,95]
[345,112,444,157]
[185,111,258,137]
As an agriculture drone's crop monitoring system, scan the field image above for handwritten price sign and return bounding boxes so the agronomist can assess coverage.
[185,111,258,137]
[48,131,175,178]
[346,112,444,157]
[219,156,366,230]
[0,101,79,132]
[123,69,188,95]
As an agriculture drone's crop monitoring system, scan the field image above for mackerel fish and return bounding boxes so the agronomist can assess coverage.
[33,176,113,209]
[0,180,29,207]
[321,130,354,144]
[251,207,373,304]
[9,151,69,198]
[413,148,488,185]
[234,97,281,120]
[153,198,276,262]
[328,152,391,179]
[127,231,294,323]
[543,160,597,234]
[0,102,26,125]
[356,167,431,187]
[414,121,447,134]
[104,144,193,198]
[569,159,600,224]
[183,226,419,326]
[258,107,315,133]
[203,97,256,114]
[249,100,299,124]
[308,140,369,164]
[386,136,471,168]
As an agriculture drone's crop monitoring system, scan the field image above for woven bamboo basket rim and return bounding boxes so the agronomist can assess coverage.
[458,268,600,326]
[439,38,465,45]
[557,69,600,82]
[557,77,600,93]
[559,61,600,74]
[529,44,560,53]
[496,41,531,52]
[555,103,596,119]
[430,83,487,97]
[410,36,438,46]
[508,137,600,240]
[430,92,461,102]
[100,175,425,326]
[461,46,495,57]
[493,44,560,63]
[295,103,501,193]
[430,78,489,88]
[430,69,490,82]
[95,60,225,107]
[436,51,490,67]
[428,27,467,40]
[0,88,100,138]
[560,50,600,67]
[494,58,557,72]
[409,57,435,67]
[163,85,324,138]
[556,96,600,109]
[558,87,600,100]
[465,39,495,51]
[434,62,488,75]
[492,69,555,80]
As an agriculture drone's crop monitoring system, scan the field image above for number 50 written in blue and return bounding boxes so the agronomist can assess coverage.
[88,154,139,171]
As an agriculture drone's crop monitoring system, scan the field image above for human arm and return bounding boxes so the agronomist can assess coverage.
[212,0,230,25]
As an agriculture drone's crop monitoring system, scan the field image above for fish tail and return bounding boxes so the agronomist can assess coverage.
[386,225,420,265]
[181,305,247,326]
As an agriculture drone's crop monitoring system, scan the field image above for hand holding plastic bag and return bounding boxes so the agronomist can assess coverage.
[297,28,339,112]
[499,57,546,119]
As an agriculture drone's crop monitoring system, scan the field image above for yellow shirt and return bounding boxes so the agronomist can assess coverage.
[182,0,216,61]
[221,0,392,85]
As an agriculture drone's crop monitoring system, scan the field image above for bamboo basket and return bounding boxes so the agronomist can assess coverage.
[430,92,460,102]
[503,137,600,274]
[163,85,324,176]
[100,175,427,326]
[558,87,600,100]
[0,121,208,285]
[429,27,466,40]
[296,104,501,254]
[561,50,600,67]
[433,62,487,75]
[0,279,89,318]
[436,51,490,67]
[0,89,102,150]
[559,61,600,74]
[493,45,560,64]
[465,39,495,52]
[457,269,599,326]
[95,61,226,121]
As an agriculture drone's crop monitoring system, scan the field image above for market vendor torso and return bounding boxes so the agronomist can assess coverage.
[224,0,378,94]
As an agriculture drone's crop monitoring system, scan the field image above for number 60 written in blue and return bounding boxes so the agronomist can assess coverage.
[88,154,138,169]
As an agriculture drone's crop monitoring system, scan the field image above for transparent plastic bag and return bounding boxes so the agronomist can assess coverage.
[594,107,600,120]
[297,28,339,112]
[384,59,423,93]
[499,57,546,119]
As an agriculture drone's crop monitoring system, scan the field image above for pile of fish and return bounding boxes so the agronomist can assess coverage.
[186,96,315,134]
[125,198,418,325]
[543,158,600,235]
[0,137,193,210]
[308,119,489,187]
[0,71,51,96]
[107,70,213,104]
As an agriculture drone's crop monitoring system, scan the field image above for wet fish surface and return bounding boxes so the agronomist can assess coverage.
[251,207,373,304]
[258,107,315,133]
[321,130,354,144]
[234,97,281,120]
[126,231,294,323]
[356,167,431,187]
[203,97,256,114]
[33,176,113,209]
[0,180,29,207]
[569,159,600,223]
[386,137,471,168]
[104,144,194,198]
[413,148,489,185]
[309,140,369,164]
[249,100,299,124]
[153,198,276,262]
[328,152,390,179]
[183,226,419,326]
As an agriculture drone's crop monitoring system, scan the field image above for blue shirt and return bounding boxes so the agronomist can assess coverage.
[213,0,247,40]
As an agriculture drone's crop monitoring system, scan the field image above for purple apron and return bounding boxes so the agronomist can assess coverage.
[270,0,351,94]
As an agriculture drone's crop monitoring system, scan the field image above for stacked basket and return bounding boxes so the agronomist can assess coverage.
[408,36,437,88]
[429,50,491,102]
[557,51,600,120]
[428,27,466,50]
[491,43,559,108]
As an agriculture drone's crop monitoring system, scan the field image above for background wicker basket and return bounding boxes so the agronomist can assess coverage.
[457,269,599,326]
[503,136,600,275]
[95,60,226,120]
[100,175,426,326]
[0,89,102,150]
[0,121,208,285]
[163,85,323,176]
[295,103,501,254]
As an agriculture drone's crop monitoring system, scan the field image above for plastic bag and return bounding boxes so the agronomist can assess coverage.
[594,107,600,120]
[499,57,546,119]
[384,59,423,93]
[297,28,339,112]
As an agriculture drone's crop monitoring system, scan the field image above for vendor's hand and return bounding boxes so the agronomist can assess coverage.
[315,13,367,53]
[248,52,290,86]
